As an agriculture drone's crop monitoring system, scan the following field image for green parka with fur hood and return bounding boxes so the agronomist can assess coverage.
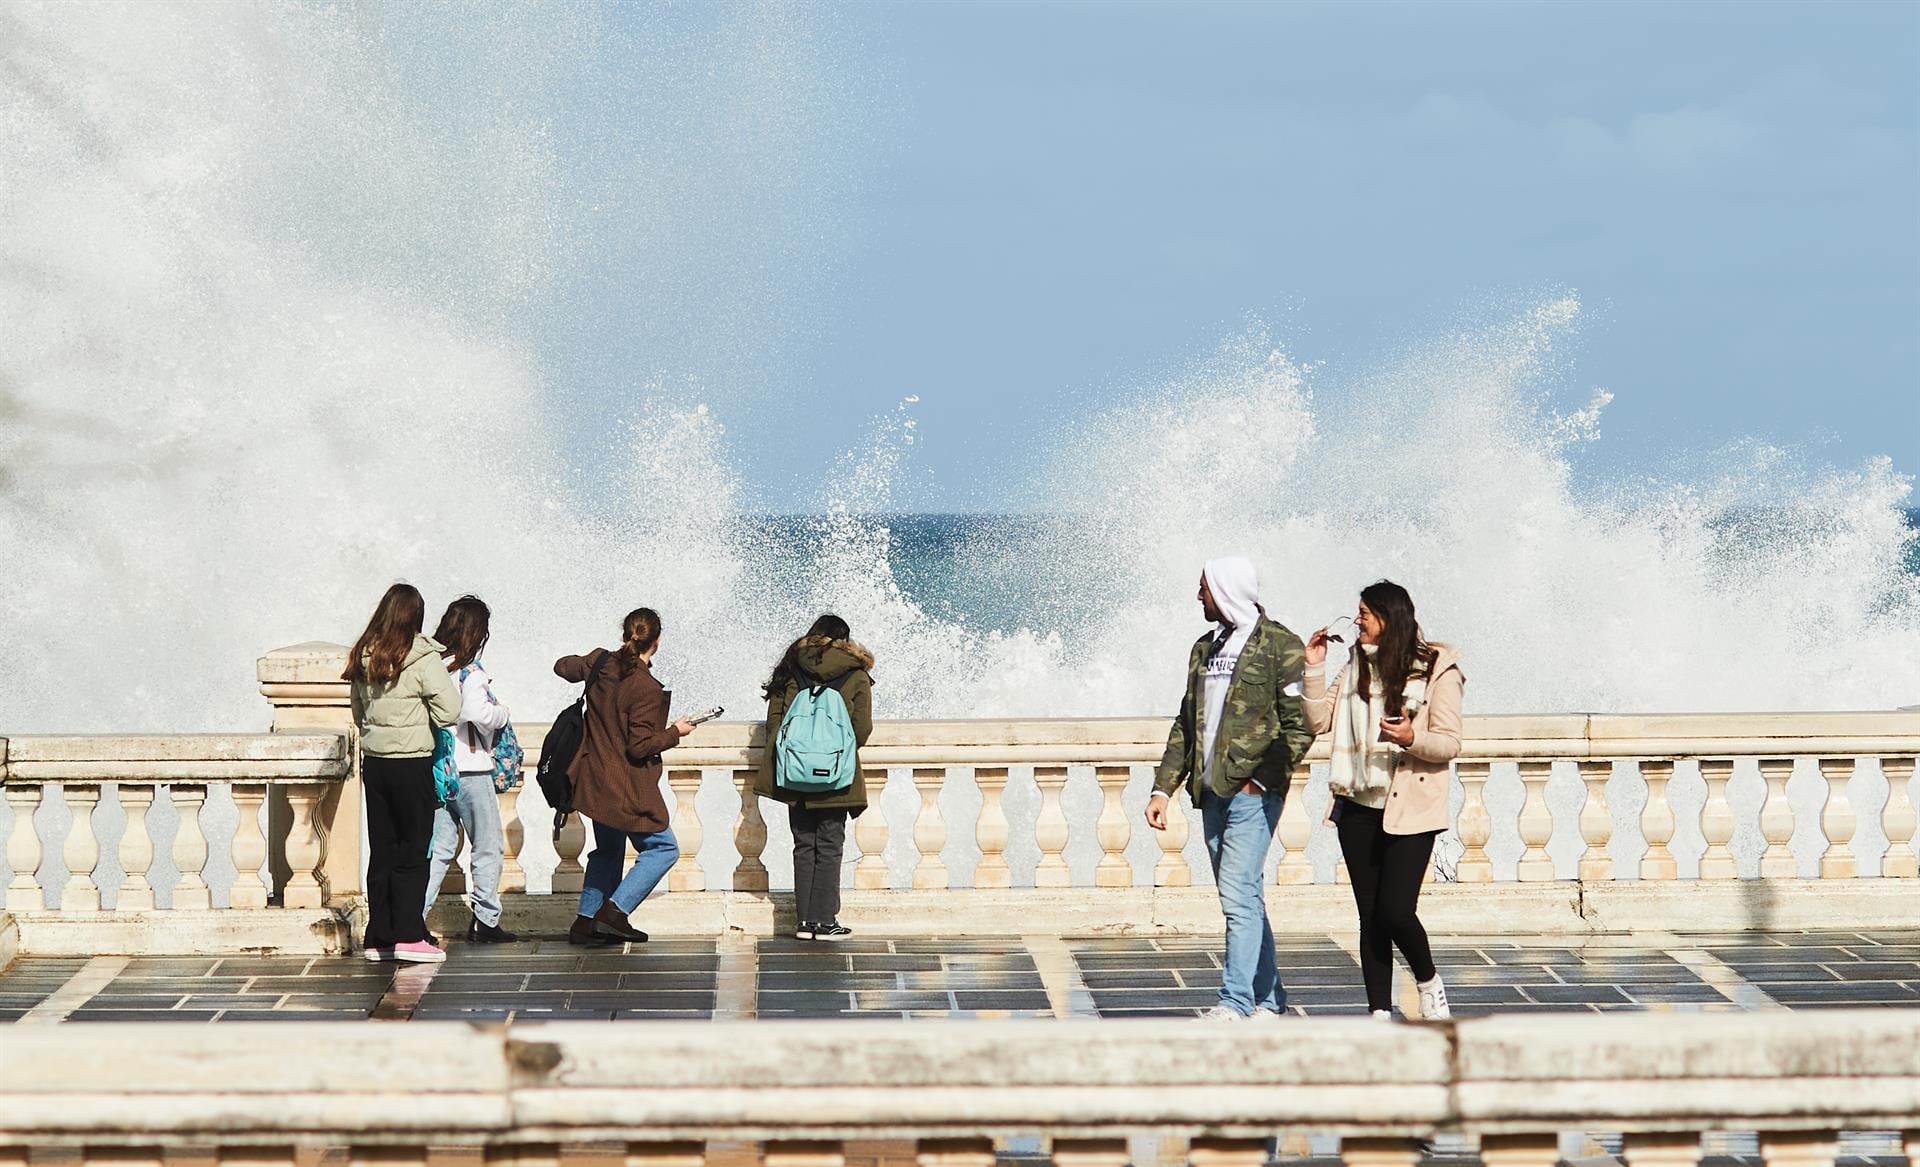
[754,636,874,814]
[349,634,462,758]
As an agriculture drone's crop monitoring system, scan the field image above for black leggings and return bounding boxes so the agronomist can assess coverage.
[1335,799,1439,1012]
[362,754,438,948]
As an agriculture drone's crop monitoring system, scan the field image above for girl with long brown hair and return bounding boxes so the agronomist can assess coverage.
[1304,580,1465,1020]
[422,595,516,944]
[552,607,698,945]
[344,582,461,963]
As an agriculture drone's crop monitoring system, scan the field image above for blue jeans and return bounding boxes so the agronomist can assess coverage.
[1201,785,1287,1015]
[424,772,505,928]
[579,821,679,917]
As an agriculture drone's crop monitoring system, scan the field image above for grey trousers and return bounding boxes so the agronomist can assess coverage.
[789,805,850,924]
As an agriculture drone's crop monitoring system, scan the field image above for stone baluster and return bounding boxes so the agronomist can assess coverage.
[1817,757,1858,879]
[974,766,1013,888]
[1698,758,1737,880]
[1758,757,1798,878]
[497,786,527,894]
[1759,1132,1838,1167]
[625,1143,705,1167]
[1187,1138,1271,1167]
[1576,760,1614,881]
[62,783,103,912]
[918,1138,995,1167]
[283,782,331,908]
[1481,1134,1563,1167]
[733,769,769,892]
[553,808,586,894]
[1338,1138,1424,1167]
[1275,765,1313,884]
[1033,765,1072,887]
[1051,1139,1129,1167]
[1638,760,1678,881]
[764,1143,844,1167]
[229,783,270,908]
[911,767,949,889]
[1623,1133,1702,1167]
[5,784,44,912]
[1881,756,1917,878]
[665,770,706,892]
[1515,760,1555,880]
[853,769,890,889]
[116,784,157,912]
[1154,786,1192,886]
[1094,765,1132,887]
[1454,761,1493,882]
[170,784,211,910]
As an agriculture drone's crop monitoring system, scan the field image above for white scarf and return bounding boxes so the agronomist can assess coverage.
[1327,646,1428,804]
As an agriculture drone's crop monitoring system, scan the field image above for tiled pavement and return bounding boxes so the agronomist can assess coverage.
[2,930,1916,1023]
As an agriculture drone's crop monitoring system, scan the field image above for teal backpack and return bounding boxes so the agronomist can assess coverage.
[774,684,858,794]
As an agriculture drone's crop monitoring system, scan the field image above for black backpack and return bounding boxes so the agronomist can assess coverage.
[536,649,611,839]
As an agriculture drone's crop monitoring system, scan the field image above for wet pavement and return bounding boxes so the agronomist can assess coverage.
[3,930,1916,1023]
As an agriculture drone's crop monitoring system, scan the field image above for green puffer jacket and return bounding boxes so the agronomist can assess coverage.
[754,636,874,814]
[349,634,462,758]
[1153,614,1314,805]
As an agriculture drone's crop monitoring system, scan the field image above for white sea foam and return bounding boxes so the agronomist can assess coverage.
[2,3,1916,736]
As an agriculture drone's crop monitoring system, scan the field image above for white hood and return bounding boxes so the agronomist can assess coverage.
[1203,555,1261,634]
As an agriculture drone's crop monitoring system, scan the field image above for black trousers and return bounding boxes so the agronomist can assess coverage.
[789,805,850,924]
[1334,798,1440,1012]
[363,754,438,947]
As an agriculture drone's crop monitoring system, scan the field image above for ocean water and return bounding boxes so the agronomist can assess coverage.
[3,3,1919,735]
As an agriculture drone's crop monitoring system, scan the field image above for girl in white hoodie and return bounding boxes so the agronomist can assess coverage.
[423,595,517,944]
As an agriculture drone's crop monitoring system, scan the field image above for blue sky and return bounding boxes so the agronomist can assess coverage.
[547,0,1919,512]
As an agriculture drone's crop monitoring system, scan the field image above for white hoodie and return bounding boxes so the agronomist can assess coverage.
[1198,556,1261,790]
[445,658,512,775]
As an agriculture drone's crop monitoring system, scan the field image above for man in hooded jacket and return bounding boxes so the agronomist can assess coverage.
[1146,556,1314,1019]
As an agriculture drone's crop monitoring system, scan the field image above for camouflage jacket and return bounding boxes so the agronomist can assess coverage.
[1153,614,1314,805]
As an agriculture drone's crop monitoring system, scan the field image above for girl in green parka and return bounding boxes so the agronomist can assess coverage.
[755,614,874,942]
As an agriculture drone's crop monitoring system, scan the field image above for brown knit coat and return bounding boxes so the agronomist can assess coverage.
[553,650,681,835]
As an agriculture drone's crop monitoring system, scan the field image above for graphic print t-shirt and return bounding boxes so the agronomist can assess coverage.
[1200,629,1247,790]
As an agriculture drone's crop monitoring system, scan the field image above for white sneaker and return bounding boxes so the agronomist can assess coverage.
[1197,1004,1245,1021]
[1416,974,1451,1020]
[1371,1009,1393,1021]
[1248,1006,1286,1022]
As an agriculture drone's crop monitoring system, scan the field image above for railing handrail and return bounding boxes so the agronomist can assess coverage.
[0,1012,1913,1144]
[0,733,349,784]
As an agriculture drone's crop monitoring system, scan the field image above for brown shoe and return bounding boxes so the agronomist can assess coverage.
[592,902,649,943]
[568,915,613,946]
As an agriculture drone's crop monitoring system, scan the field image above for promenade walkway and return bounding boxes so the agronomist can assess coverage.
[4,928,1916,1024]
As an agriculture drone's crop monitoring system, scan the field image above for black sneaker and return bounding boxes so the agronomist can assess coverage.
[812,921,852,942]
[794,922,816,940]
[469,916,517,944]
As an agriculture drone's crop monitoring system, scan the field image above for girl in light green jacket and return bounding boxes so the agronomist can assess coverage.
[344,582,460,963]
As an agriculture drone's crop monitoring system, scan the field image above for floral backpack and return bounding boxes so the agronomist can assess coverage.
[460,664,525,793]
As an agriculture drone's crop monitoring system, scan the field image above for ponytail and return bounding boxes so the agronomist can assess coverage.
[617,607,662,677]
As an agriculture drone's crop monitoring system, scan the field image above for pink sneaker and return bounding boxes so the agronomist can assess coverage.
[393,940,446,964]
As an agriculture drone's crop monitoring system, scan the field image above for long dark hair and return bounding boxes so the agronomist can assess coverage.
[763,613,851,699]
[616,607,662,677]
[343,583,425,686]
[433,595,491,671]
[1355,580,1434,717]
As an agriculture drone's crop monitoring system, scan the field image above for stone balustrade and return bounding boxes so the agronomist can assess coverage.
[0,1012,1914,1158]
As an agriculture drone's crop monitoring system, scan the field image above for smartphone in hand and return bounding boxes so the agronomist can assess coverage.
[687,706,725,726]
[1378,714,1408,742]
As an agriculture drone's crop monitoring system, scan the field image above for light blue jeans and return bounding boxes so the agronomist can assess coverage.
[579,821,680,917]
[1201,785,1288,1015]
[424,772,505,928]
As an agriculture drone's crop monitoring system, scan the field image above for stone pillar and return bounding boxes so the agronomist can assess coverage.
[259,642,361,902]
[974,766,1013,889]
[1275,765,1313,884]
[1033,765,1072,888]
[911,766,949,889]
[170,784,212,910]
[116,785,157,912]
[1817,757,1858,879]
[1698,758,1737,880]
[1454,761,1493,882]
[853,768,890,889]
[1094,764,1132,887]
[5,784,44,912]
[61,784,102,912]
[1515,760,1555,880]
[733,769,769,892]
[1881,756,1917,878]
[283,781,331,909]
[1638,759,1678,881]
[1576,759,1614,881]
[666,769,706,892]
[497,786,527,894]
[1758,757,1798,878]
[1155,788,1192,887]
[230,783,271,909]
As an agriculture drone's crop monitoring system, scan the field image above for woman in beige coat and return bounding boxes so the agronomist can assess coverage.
[1304,580,1463,1021]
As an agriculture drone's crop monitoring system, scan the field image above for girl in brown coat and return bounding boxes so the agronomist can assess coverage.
[553,607,697,945]
[1304,580,1464,1021]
